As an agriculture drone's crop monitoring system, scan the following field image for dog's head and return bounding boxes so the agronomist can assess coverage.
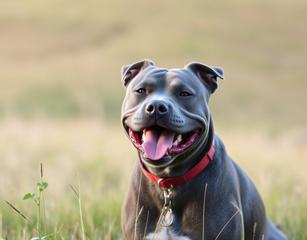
[121,60,223,175]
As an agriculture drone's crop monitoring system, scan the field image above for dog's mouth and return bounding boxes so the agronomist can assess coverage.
[128,126,201,161]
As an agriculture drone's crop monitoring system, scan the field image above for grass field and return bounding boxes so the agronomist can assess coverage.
[0,0,306,239]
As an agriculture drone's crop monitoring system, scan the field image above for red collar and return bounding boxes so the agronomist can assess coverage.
[138,140,215,189]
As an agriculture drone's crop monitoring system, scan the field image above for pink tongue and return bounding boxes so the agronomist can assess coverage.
[142,129,175,160]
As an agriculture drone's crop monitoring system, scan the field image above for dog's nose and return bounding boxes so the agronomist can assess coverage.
[145,101,169,116]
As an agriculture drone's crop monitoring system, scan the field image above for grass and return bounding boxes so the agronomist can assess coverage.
[0,0,306,238]
[0,120,306,239]
[2,161,123,239]
[70,184,86,240]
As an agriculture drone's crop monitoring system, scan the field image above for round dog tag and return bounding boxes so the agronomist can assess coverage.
[161,207,174,227]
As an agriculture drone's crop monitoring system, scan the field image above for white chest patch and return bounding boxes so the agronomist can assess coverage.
[145,227,191,240]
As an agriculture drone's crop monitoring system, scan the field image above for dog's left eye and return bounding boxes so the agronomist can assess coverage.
[135,88,146,94]
[179,91,192,97]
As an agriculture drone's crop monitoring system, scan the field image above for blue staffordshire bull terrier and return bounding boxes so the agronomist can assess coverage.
[120,60,287,240]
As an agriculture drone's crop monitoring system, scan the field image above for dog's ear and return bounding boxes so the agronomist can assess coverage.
[121,59,155,87]
[185,62,224,93]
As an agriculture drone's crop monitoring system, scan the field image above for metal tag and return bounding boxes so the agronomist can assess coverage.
[160,207,174,227]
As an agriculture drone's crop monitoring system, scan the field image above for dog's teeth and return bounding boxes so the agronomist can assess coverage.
[173,134,182,146]
[142,129,146,142]
[177,134,182,143]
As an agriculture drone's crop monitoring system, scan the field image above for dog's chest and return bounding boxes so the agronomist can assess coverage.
[145,227,191,240]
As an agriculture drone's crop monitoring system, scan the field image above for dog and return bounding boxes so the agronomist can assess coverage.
[120,60,287,240]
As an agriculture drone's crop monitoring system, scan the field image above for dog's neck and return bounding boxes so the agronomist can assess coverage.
[139,118,215,178]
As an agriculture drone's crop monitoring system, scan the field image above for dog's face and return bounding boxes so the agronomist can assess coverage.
[121,60,223,170]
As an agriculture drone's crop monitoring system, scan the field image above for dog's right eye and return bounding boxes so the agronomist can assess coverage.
[135,88,146,94]
[179,91,192,97]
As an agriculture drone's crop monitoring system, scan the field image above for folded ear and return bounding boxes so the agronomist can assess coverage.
[121,59,155,87]
[185,62,224,93]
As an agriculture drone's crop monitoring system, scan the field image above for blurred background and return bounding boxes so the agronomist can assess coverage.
[0,0,306,239]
